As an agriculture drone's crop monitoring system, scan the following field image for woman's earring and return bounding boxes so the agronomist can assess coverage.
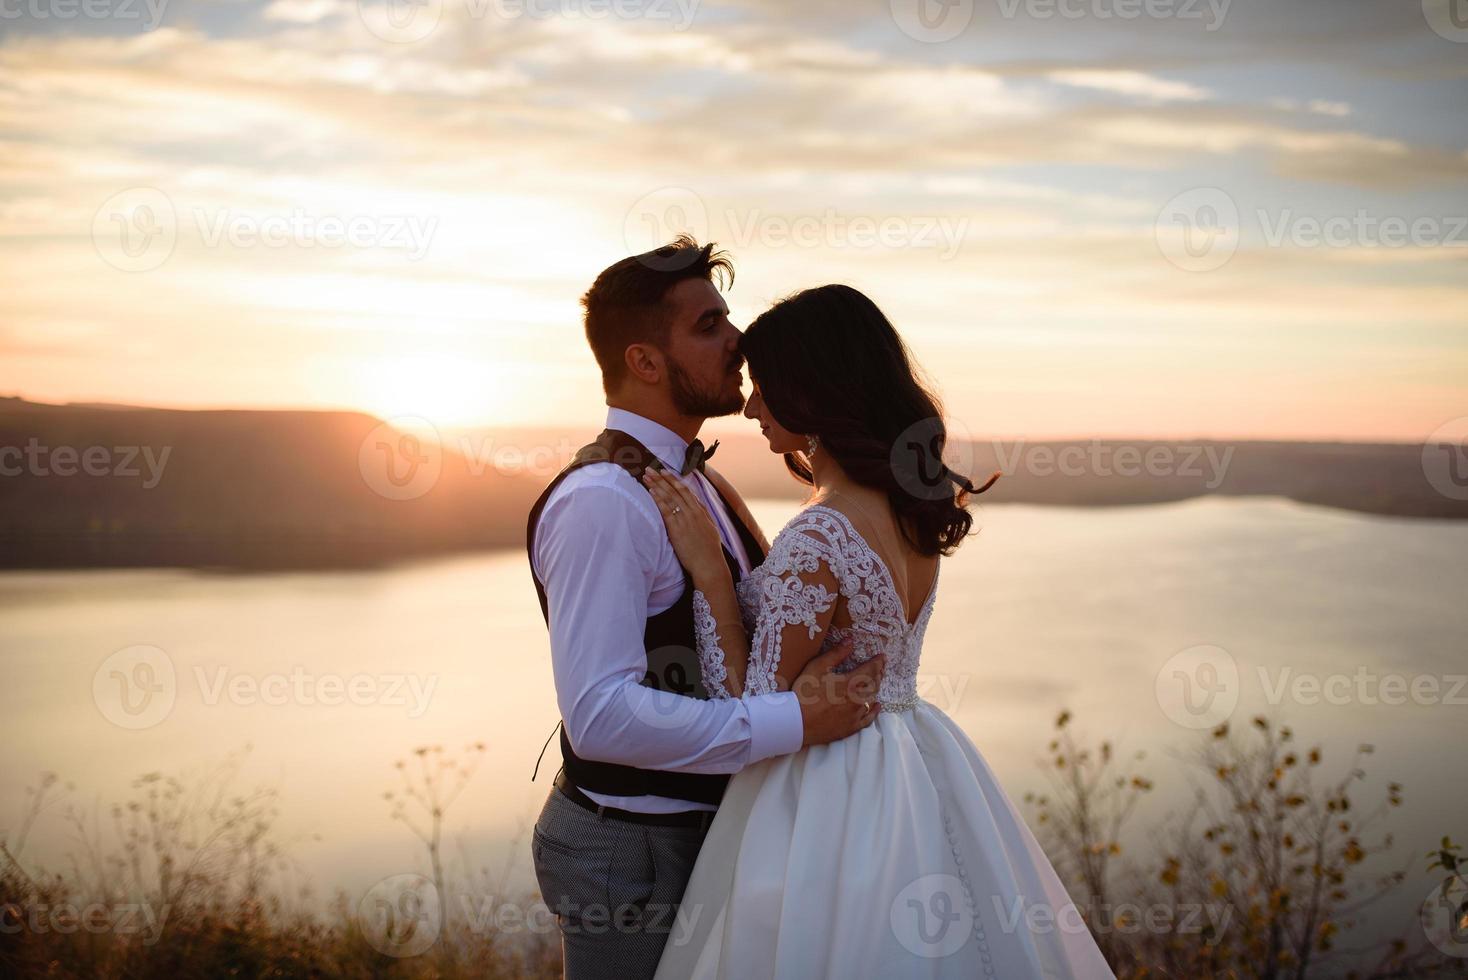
[806,434,819,458]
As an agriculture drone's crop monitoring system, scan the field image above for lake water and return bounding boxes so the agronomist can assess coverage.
[2,497,1464,953]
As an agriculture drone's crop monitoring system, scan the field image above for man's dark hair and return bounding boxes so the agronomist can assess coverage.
[581,235,734,395]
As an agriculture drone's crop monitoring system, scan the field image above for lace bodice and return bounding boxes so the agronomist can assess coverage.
[692,504,939,710]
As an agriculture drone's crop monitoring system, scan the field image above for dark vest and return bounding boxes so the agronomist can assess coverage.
[526,428,767,806]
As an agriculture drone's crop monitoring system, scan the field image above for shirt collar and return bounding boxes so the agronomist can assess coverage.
[605,407,692,473]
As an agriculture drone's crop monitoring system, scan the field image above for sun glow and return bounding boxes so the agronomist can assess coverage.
[348,353,529,428]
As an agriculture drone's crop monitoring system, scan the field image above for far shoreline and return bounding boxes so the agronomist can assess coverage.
[3,495,1464,576]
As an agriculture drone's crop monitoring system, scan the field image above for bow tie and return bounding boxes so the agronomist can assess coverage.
[679,438,719,476]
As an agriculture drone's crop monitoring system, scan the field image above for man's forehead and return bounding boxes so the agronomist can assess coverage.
[665,277,728,318]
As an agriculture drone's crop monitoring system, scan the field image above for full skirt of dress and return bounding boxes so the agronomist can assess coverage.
[653,702,1116,980]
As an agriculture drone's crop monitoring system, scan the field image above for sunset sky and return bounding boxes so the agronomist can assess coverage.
[3,0,1466,440]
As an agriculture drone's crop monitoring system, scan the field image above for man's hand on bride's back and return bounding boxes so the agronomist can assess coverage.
[792,640,884,747]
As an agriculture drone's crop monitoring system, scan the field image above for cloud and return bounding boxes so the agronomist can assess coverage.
[1269,97,1354,118]
[264,0,345,23]
[0,0,1464,438]
[1047,69,1211,103]
[1307,99,1352,118]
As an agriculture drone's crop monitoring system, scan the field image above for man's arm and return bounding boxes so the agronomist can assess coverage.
[534,474,801,774]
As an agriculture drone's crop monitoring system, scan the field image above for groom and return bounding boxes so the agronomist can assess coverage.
[526,236,884,979]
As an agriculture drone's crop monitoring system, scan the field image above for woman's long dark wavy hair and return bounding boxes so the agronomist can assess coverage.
[738,284,999,558]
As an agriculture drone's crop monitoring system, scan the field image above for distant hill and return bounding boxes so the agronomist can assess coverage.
[1,398,1463,570]
[457,424,1468,520]
[964,438,1468,519]
[0,397,543,569]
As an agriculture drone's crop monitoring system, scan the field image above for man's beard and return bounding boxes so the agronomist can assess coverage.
[667,353,745,418]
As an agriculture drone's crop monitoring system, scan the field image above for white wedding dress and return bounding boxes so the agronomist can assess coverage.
[653,505,1115,980]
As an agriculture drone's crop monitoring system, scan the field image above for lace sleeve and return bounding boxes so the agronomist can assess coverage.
[692,589,734,700]
[741,521,844,696]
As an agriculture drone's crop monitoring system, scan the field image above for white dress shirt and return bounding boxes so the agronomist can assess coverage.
[531,407,805,813]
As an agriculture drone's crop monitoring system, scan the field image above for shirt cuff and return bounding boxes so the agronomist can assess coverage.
[745,690,803,763]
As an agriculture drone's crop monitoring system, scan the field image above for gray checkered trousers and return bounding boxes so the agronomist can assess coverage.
[532,787,712,980]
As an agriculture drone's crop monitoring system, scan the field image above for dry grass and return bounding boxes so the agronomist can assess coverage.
[0,747,559,980]
[1025,711,1468,978]
[3,723,1464,978]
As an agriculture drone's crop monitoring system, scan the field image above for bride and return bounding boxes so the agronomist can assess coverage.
[640,284,1114,979]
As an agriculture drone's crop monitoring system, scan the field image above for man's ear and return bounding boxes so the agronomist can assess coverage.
[623,343,663,385]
